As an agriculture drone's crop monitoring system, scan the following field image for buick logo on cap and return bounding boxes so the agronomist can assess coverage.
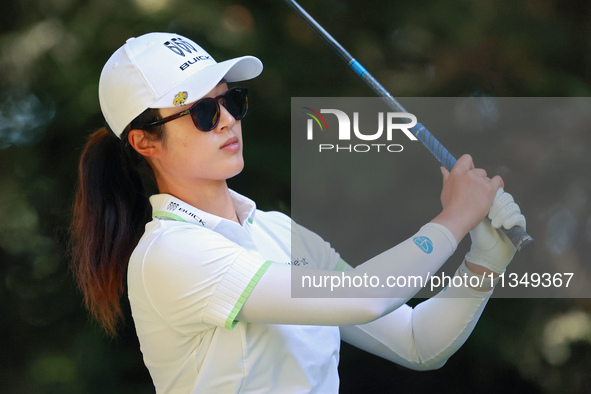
[162,36,215,71]
[164,37,198,57]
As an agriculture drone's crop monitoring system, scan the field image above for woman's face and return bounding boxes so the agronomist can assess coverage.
[153,82,245,190]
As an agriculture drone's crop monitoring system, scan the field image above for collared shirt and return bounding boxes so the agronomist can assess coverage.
[127,190,342,393]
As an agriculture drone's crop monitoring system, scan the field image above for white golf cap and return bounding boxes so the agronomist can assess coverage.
[98,32,263,137]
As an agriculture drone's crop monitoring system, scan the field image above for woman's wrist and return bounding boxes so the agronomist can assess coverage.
[457,260,499,291]
[465,260,500,278]
[430,210,472,245]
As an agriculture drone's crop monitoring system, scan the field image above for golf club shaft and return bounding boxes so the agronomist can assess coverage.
[284,0,534,253]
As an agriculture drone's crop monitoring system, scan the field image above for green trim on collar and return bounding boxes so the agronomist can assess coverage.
[153,211,188,222]
[226,260,273,330]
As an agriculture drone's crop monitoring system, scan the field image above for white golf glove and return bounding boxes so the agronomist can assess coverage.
[465,188,526,274]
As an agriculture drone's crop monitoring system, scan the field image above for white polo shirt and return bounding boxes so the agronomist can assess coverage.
[127,191,344,393]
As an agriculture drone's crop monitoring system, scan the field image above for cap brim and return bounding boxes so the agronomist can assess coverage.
[150,55,263,108]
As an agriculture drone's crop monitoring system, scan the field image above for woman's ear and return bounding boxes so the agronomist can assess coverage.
[128,129,160,158]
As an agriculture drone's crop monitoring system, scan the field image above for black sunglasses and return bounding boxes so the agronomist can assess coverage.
[144,87,249,131]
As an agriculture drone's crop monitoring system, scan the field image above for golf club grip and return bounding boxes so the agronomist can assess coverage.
[411,122,534,254]
[411,123,457,172]
[284,0,534,253]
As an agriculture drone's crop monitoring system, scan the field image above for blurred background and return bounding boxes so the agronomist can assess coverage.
[1,0,591,392]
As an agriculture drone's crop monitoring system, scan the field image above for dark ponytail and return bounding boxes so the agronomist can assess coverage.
[70,110,163,337]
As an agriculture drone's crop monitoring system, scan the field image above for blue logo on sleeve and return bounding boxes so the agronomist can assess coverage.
[413,236,433,254]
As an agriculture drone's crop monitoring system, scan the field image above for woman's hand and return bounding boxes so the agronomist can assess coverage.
[466,188,526,274]
[431,154,504,243]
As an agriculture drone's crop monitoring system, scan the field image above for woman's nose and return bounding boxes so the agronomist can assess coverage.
[214,103,237,132]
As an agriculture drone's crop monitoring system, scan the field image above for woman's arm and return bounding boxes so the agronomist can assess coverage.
[338,191,525,370]
[237,222,458,326]
[338,267,490,371]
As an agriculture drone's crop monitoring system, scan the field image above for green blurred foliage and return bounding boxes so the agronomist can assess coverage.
[1,0,591,393]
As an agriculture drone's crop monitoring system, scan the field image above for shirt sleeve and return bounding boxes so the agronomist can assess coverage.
[134,225,272,334]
